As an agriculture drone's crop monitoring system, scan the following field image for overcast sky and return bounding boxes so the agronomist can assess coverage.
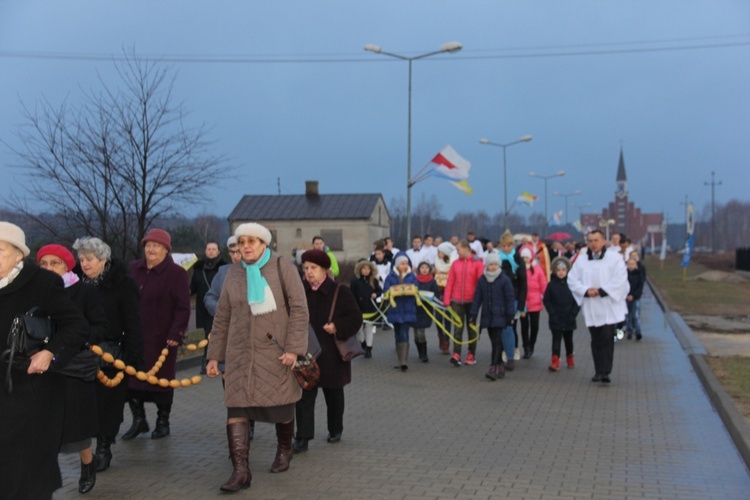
[1,1,748,228]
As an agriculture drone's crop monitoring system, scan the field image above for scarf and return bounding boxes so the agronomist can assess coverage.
[416,273,434,284]
[0,261,23,289]
[309,277,326,291]
[484,267,502,283]
[81,260,111,287]
[241,248,276,315]
[204,255,223,271]
[499,248,519,274]
[62,271,80,288]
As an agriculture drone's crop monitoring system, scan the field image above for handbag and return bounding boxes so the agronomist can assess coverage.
[98,336,125,368]
[267,333,320,390]
[52,349,100,381]
[2,307,56,394]
[329,285,364,362]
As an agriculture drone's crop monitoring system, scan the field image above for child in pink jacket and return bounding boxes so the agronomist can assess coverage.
[520,247,547,359]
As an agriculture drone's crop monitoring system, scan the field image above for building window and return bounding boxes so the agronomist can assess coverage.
[296,228,302,238]
[321,229,343,251]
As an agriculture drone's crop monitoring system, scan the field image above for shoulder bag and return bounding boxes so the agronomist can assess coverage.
[2,307,56,393]
[329,284,364,362]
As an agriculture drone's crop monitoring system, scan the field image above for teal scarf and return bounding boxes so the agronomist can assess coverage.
[500,248,519,274]
[242,248,272,304]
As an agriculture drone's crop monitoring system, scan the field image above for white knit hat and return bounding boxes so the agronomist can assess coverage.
[520,247,534,260]
[234,223,272,245]
[437,242,455,256]
[0,222,30,256]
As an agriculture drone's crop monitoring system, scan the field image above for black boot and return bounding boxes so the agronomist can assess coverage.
[364,346,372,359]
[220,421,252,492]
[248,419,255,441]
[79,456,97,494]
[95,436,114,472]
[270,421,294,473]
[417,342,429,363]
[151,403,171,439]
[121,398,149,440]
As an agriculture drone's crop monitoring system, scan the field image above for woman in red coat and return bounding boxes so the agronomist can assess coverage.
[124,229,190,441]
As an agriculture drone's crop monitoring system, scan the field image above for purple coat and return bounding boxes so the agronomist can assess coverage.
[129,255,190,392]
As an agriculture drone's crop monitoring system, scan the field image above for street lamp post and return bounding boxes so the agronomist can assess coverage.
[553,190,581,225]
[528,171,566,234]
[599,219,616,241]
[364,41,463,244]
[478,135,533,229]
[704,171,722,253]
[570,202,593,220]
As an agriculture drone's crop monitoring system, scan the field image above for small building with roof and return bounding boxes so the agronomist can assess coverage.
[227,181,391,262]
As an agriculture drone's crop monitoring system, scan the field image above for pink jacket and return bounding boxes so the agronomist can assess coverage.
[525,265,548,312]
[443,256,484,305]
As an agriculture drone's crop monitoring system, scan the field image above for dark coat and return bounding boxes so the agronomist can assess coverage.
[349,276,382,314]
[627,263,646,300]
[383,270,419,325]
[62,281,109,444]
[543,274,580,331]
[470,274,516,329]
[304,278,362,389]
[190,256,225,330]
[81,258,144,436]
[0,261,88,499]
[415,278,440,329]
[129,255,190,392]
[500,253,528,313]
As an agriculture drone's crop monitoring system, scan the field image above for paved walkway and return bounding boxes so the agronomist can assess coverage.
[55,288,750,499]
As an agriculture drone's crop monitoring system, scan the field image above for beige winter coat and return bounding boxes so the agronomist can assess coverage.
[208,254,308,408]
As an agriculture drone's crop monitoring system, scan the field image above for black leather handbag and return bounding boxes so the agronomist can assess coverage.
[3,307,56,393]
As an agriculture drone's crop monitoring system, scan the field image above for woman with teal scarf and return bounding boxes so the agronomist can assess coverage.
[207,223,309,493]
[498,230,527,369]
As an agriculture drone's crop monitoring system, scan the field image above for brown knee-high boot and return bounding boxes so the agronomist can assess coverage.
[220,421,252,492]
[270,421,294,473]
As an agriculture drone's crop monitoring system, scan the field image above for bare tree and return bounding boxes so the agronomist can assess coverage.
[5,50,231,259]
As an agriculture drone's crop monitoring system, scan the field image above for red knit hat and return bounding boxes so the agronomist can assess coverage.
[141,228,172,252]
[37,244,76,271]
[301,249,331,270]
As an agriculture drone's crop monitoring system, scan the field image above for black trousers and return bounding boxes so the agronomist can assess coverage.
[295,386,345,440]
[588,324,615,375]
[487,327,503,366]
[551,329,574,357]
[520,311,540,349]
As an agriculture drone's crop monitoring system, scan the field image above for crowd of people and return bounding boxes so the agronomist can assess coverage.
[362,229,645,383]
[0,218,646,498]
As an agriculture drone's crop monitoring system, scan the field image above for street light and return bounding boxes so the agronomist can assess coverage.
[553,190,581,225]
[478,135,533,229]
[570,202,593,219]
[528,170,565,234]
[704,171,722,253]
[364,41,463,243]
[599,218,616,241]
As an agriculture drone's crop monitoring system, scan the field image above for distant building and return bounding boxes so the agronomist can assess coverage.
[228,181,391,262]
[581,149,664,248]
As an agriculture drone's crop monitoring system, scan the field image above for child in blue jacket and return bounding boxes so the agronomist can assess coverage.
[383,253,419,372]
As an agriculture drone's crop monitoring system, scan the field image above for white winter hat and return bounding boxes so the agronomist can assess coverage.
[437,242,455,256]
[520,247,534,260]
[0,222,30,256]
[234,223,272,245]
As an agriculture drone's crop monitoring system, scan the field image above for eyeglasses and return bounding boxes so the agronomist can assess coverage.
[238,237,262,246]
[228,249,241,256]
[39,259,66,268]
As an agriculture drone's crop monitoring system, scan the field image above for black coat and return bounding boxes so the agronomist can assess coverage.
[470,274,516,329]
[190,256,225,330]
[0,261,88,499]
[543,275,580,331]
[304,278,363,388]
[627,263,646,300]
[415,278,441,329]
[501,253,528,313]
[62,281,109,444]
[349,276,382,314]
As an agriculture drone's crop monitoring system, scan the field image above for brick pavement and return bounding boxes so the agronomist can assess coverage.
[54,288,750,499]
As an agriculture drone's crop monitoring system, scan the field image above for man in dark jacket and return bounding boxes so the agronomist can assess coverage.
[190,241,225,373]
[625,257,646,340]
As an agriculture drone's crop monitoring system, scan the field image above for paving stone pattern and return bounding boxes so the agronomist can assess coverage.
[54,289,750,499]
